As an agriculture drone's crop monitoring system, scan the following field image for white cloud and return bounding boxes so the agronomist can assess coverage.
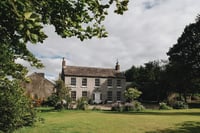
[26,0,200,80]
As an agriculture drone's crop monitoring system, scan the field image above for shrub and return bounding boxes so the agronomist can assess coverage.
[0,80,36,132]
[133,101,145,111]
[76,97,88,110]
[159,102,172,110]
[111,103,123,112]
[172,101,188,109]
[43,93,59,107]
[123,102,134,111]
[54,103,64,110]
[92,106,102,111]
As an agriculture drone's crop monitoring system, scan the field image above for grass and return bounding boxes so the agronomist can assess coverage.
[15,108,200,133]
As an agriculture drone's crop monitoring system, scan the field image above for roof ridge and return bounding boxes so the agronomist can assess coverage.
[67,65,115,70]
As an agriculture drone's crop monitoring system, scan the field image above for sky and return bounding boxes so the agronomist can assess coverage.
[21,0,200,80]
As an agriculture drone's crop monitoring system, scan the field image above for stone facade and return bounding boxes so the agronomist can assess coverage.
[61,58,126,103]
[22,72,55,100]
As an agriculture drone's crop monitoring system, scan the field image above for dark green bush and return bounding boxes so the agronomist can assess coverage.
[0,80,36,132]
[43,93,59,107]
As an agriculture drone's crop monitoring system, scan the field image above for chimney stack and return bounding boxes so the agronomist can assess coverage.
[62,57,66,68]
[115,60,120,72]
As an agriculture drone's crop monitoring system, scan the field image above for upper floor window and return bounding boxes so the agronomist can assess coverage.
[71,77,76,86]
[82,78,87,86]
[117,79,121,87]
[95,78,100,86]
[107,79,112,86]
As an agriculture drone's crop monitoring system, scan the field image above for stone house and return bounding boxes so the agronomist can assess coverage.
[61,58,126,104]
[22,72,55,100]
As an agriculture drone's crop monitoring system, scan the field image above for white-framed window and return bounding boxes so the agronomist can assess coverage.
[107,78,113,87]
[71,91,76,101]
[71,77,76,86]
[82,78,87,86]
[117,79,121,87]
[95,78,100,86]
[107,91,112,101]
[117,91,121,101]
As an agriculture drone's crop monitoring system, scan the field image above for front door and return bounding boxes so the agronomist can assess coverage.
[93,92,101,104]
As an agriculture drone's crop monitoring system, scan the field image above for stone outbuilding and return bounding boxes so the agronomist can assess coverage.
[22,72,55,100]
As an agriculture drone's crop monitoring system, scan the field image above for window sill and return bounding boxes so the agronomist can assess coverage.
[70,85,77,88]
[81,86,87,88]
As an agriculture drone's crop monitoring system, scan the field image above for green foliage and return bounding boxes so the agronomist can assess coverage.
[167,15,200,97]
[124,88,142,102]
[172,101,188,109]
[0,79,36,132]
[43,93,59,107]
[55,80,71,102]
[125,61,170,101]
[0,0,129,81]
[43,79,71,109]
[123,102,134,111]
[133,101,145,111]
[112,101,145,112]
[76,97,88,110]
[111,103,123,112]
[159,102,172,110]
[0,0,129,131]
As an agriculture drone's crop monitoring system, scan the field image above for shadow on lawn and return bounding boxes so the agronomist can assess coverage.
[102,111,200,116]
[146,121,200,133]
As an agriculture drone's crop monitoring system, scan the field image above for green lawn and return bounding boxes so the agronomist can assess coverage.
[15,109,200,133]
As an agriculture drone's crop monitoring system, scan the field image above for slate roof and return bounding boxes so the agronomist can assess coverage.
[63,66,125,78]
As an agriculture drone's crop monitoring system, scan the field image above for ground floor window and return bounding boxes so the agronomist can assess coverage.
[117,91,121,101]
[71,91,76,101]
[82,91,87,98]
[107,91,112,101]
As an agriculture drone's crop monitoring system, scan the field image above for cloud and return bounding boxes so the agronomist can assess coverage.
[25,0,200,80]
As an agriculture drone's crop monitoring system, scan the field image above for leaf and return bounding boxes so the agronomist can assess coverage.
[24,12,32,19]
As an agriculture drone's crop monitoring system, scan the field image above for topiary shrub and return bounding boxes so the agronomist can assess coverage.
[159,102,172,110]
[172,101,188,109]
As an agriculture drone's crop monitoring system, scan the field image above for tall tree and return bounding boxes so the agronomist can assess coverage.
[167,15,200,101]
[0,0,129,80]
[0,0,129,131]
[125,61,169,102]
